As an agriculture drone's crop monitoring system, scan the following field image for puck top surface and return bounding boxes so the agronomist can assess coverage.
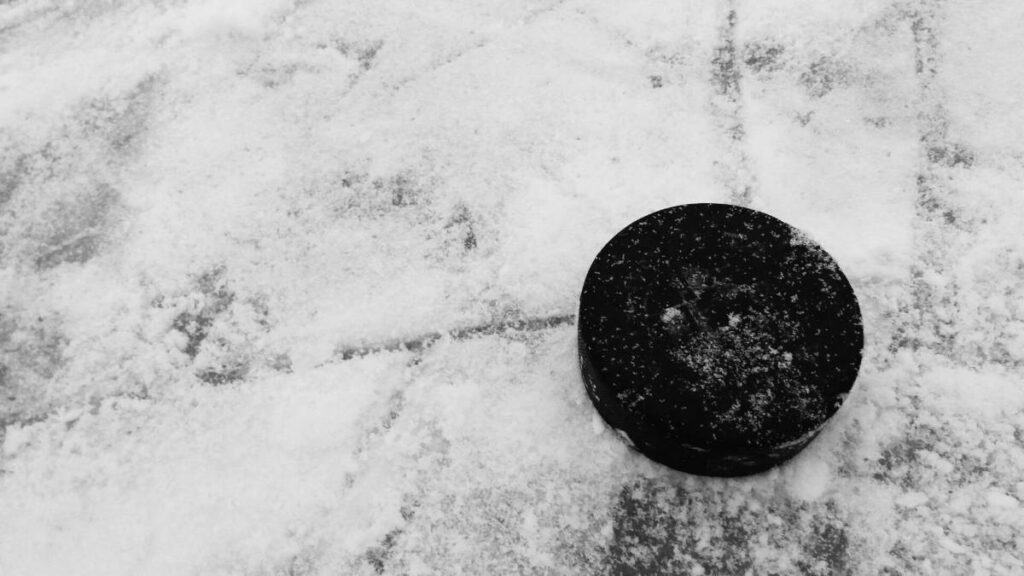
[578,203,863,474]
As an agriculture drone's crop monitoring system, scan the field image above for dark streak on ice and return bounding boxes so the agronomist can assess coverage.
[364,528,404,574]
[710,10,742,104]
[607,478,851,575]
[890,4,974,360]
[333,313,577,361]
[709,4,755,207]
[742,41,785,73]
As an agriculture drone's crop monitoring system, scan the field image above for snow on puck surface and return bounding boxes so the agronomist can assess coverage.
[578,203,864,477]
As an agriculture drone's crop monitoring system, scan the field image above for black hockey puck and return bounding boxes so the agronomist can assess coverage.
[578,203,863,476]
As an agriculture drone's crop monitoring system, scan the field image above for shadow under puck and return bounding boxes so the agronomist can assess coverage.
[578,203,863,477]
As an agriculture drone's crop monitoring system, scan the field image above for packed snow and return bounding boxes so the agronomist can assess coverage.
[1,0,1023,574]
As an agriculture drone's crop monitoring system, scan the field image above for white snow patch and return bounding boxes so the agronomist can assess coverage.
[895,491,929,509]
[786,453,831,502]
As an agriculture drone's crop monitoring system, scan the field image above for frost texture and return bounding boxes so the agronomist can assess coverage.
[1,0,1024,574]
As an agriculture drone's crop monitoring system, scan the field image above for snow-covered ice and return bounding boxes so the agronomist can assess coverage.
[1,0,1024,574]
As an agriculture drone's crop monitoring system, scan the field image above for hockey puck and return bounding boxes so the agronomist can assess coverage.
[578,203,863,476]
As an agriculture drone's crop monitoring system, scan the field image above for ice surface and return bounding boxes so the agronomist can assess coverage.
[2,0,1024,574]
